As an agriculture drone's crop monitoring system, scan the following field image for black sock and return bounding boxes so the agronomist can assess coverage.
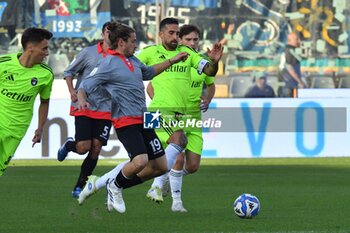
[114,171,143,189]
[66,141,77,153]
[74,155,98,189]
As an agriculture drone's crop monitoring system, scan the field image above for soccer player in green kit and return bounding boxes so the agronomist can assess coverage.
[137,18,222,212]
[167,24,215,212]
[0,27,53,176]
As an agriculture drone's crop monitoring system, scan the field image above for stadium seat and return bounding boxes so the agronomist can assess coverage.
[338,75,350,88]
[214,84,229,98]
[309,74,335,88]
[214,75,232,85]
[229,75,254,97]
[224,54,237,75]
[265,75,281,95]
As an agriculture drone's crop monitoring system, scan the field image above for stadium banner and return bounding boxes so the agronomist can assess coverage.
[36,0,111,39]
[14,96,350,159]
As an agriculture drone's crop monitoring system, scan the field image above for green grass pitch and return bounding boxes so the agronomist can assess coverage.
[1,157,350,233]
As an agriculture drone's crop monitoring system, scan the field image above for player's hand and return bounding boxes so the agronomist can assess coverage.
[32,129,43,147]
[207,42,224,63]
[70,89,78,102]
[77,98,91,111]
[199,96,210,112]
[76,89,90,110]
[170,52,189,64]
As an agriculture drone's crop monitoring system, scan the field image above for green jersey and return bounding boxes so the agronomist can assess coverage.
[137,44,208,113]
[0,53,54,139]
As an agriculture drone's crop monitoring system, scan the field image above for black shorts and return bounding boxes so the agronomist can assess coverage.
[115,124,165,160]
[75,116,112,145]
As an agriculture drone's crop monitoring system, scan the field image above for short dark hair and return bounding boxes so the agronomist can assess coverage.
[108,23,135,49]
[21,27,53,50]
[179,24,200,39]
[102,21,121,35]
[159,17,179,31]
[102,21,112,33]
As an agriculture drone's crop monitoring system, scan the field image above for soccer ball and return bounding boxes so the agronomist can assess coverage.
[233,193,260,218]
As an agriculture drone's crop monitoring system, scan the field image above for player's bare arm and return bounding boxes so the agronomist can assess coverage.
[152,51,188,76]
[32,98,50,147]
[64,76,78,102]
[146,82,154,99]
[200,83,215,112]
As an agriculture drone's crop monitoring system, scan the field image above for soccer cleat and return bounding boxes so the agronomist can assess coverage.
[161,176,170,197]
[106,179,126,213]
[78,175,99,205]
[171,201,187,213]
[71,187,81,198]
[146,186,163,203]
[105,179,113,212]
[57,137,74,161]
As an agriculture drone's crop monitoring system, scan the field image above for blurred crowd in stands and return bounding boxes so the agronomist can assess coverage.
[0,0,350,98]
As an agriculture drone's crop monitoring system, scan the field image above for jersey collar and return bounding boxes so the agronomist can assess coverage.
[106,49,134,72]
[97,42,108,57]
[107,49,121,56]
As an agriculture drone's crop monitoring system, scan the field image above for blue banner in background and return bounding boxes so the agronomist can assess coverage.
[37,0,110,39]
[41,12,110,39]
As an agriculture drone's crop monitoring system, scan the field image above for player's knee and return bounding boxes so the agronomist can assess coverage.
[168,130,187,148]
[131,154,148,172]
[76,141,91,154]
[186,162,200,174]
[76,146,90,154]
[187,165,199,174]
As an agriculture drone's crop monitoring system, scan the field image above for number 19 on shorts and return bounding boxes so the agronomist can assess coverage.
[149,138,162,153]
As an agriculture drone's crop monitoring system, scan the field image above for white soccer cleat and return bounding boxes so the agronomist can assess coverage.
[106,179,126,213]
[78,175,99,205]
[161,176,170,197]
[146,186,163,203]
[171,200,187,213]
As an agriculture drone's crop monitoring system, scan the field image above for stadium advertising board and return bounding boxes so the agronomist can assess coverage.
[14,97,350,159]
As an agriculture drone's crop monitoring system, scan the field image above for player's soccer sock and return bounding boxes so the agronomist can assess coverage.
[165,143,183,170]
[169,169,183,200]
[96,160,128,190]
[181,167,189,176]
[150,143,182,189]
[75,155,98,188]
[151,172,168,188]
[114,170,142,189]
[66,140,77,153]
